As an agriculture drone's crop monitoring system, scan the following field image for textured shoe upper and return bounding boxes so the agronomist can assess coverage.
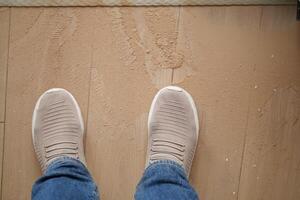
[147,86,199,176]
[32,89,86,173]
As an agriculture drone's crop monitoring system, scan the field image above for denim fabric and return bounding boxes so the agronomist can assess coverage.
[135,160,199,200]
[32,158,199,200]
[31,157,99,200]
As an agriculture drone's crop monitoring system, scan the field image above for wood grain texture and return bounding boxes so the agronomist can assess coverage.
[0,8,10,122]
[85,7,157,200]
[2,8,94,200]
[176,6,300,200]
[237,6,300,200]
[2,5,300,200]
[176,7,261,200]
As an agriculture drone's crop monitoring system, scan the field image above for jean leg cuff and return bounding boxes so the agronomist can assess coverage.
[145,159,187,178]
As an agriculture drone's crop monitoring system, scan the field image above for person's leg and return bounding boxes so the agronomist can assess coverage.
[31,88,99,200]
[135,160,198,200]
[135,86,200,200]
[32,157,99,200]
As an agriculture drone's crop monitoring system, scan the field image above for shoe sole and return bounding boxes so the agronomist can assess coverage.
[32,88,84,146]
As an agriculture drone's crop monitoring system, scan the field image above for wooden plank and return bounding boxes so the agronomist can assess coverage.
[174,6,262,200]
[0,8,9,198]
[2,8,94,200]
[85,7,159,199]
[238,6,300,200]
[0,8,10,122]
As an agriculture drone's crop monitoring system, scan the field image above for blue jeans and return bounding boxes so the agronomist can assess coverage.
[32,158,199,200]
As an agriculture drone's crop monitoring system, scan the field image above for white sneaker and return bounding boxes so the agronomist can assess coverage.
[146,86,199,176]
[32,88,86,173]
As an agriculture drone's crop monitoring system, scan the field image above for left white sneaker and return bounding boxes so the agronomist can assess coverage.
[32,88,86,173]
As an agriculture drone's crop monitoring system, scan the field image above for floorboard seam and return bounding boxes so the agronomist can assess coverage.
[235,84,253,200]
[1,8,11,200]
[84,19,95,153]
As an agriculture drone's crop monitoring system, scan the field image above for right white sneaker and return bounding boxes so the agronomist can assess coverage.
[146,86,199,176]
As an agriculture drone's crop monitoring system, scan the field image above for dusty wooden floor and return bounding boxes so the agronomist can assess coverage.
[0,5,299,200]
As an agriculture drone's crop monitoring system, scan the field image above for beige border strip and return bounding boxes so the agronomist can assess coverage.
[0,0,296,6]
